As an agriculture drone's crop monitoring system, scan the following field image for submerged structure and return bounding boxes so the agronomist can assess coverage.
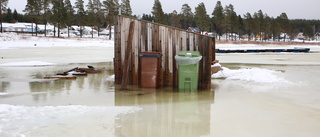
[113,15,215,89]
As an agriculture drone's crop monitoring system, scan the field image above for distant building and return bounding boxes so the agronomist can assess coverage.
[37,23,55,34]
[296,32,306,40]
[2,23,27,32]
[1,22,49,33]
[187,27,201,34]
[314,32,320,41]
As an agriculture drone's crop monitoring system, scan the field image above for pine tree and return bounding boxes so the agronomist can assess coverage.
[94,0,104,26]
[87,0,103,37]
[237,15,245,40]
[252,12,260,41]
[13,9,18,22]
[277,12,290,41]
[264,15,271,41]
[194,2,210,32]
[103,0,119,25]
[141,13,154,21]
[40,0,52,36]
[87,0,95,25]
[64,0,74,37]
[223,4,237,40]
[152,0,166,24]
[93,0,104,35]
[24,0,43,35]
[270,18,281,41]
[168,10,181,28]
[256,10,264,41]
[74,0,86,37]
[3,8,13,22]
[244,12,254,41]
[212,1,224,40]
[120,0,132,16]
[103,0,119,39]
[0,0,9,32]
[180,4,193,29]
[52,0,66,37]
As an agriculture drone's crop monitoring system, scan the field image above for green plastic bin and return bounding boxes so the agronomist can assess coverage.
[175,51,202,90]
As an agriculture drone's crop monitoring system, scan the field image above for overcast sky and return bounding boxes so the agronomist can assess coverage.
[7,0,320,20]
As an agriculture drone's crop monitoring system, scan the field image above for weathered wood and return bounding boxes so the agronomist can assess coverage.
[120,21,135,90]
[44,76,76,80]
[147,23,152,51]
[181,31,187,51]
[132,20,140,85]
[115,15,123,84]
[167,27,173,86]
[114,15,215,89]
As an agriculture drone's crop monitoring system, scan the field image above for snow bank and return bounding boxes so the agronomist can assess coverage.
[0,104,140,136]
[106,74,115,81]
[0,61,57,67]
[0,32,114,48]
[212,67,289,83]
[0,93,8,96]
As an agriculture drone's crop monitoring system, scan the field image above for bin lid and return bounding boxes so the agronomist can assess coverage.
[178,51,201,57]
[139,52,162,57]
[175,51,202,65]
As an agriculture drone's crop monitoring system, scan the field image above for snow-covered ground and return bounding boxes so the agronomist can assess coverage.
[212,67,290,83]
[0,104,140,137]
[0,33,136,137]
[0,32,113,48]
[0,33,115,66]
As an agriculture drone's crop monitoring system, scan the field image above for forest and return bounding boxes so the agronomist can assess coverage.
[0,0,319,40]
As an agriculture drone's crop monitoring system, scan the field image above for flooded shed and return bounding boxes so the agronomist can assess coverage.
[113,15,215,89]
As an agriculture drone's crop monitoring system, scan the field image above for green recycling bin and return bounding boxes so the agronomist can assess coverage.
[175,51,202,90]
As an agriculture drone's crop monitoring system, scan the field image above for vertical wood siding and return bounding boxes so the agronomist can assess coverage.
[114,16,215,89]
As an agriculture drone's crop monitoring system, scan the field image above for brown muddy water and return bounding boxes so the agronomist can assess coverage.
[1,53,320,136]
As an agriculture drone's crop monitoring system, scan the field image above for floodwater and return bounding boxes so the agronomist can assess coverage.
[1,47,320,137]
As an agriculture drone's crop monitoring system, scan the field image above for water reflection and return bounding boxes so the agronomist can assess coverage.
[1,62,217,136]
[0,62,115,105]
[114,88,215,137]
[0,81,10,93]
[29,80,73,103]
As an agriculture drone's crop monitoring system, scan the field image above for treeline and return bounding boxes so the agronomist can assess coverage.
[147,0,320,41]
[0,0,133,37]
[1,0,319,40]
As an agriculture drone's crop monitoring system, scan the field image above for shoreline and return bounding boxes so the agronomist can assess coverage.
[216,39,320,45]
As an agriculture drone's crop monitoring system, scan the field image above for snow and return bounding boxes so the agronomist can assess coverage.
[0,61,57,67]
[0,93,9,96]
[0,104,140,136]
[0,32,115,66]
[211,63,222,67]
[106,74,115,81]
[0,32,114,49]
[212,67,289,83]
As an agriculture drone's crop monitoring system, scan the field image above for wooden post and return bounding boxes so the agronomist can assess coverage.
[120,21,135,90]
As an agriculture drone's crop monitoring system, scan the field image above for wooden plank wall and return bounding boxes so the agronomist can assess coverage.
[114,15,215,89]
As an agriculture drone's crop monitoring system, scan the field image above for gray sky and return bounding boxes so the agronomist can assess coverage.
[7,0,320,19]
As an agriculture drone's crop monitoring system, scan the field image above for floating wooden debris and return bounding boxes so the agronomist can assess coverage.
[68,71,87,76]
[75,66,105,73]
[44,76,77,80]
[56,67,79,75]
[48,66,103,80]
